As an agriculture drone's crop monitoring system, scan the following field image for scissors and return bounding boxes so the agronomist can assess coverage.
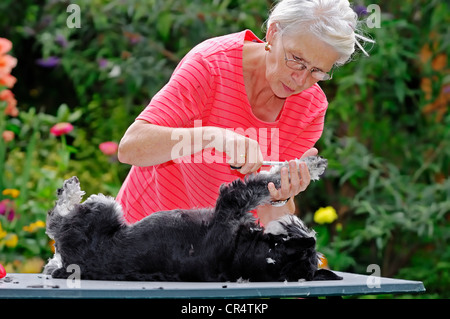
[230,161,287,170]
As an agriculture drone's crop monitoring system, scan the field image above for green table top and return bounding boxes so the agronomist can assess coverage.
[0,271,425,299]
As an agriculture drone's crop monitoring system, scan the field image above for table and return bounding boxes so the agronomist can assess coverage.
[0,271,425,299]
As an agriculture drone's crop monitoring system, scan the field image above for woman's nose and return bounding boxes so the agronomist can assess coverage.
[292,69,310,87]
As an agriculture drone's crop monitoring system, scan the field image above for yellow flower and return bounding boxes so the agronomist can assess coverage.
[4,233,18,248]
[2,189,20,198]
[0,222,7,239]
[20,257,45,273]
[314,206,338,224]
[23,220,46,233]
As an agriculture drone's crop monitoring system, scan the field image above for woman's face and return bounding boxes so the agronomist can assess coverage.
[265,28,340,98]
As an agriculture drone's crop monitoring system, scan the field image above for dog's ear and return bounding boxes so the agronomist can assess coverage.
[313,269,343,281]
[285,236,316,249]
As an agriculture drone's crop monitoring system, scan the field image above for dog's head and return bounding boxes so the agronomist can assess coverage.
[264,215,342,281]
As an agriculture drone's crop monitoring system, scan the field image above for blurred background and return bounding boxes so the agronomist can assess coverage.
[0,0,448,298]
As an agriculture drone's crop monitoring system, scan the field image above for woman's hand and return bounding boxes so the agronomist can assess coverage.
[209,127,264,174]
[267,148,318,201]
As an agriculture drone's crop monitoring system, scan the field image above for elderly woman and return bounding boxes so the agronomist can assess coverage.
[117,0,365,225]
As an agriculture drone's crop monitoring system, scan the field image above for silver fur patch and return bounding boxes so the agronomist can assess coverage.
[260,156,327,181]
[55,176,85,216]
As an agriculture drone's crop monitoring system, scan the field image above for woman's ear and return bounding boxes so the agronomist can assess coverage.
[265,22,280,45]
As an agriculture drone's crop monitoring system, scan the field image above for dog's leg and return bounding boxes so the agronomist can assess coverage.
[44,177,85,274]
[53,176,85,217]
[213,156,327,221]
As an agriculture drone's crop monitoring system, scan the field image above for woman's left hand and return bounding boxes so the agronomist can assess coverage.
[267,148,318,201]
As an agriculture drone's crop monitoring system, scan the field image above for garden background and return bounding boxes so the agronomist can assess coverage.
[0,0,448,298]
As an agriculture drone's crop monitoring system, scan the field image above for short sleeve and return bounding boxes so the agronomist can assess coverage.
[137,53,214,128]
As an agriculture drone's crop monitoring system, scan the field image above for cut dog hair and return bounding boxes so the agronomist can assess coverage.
[44,156,342,282]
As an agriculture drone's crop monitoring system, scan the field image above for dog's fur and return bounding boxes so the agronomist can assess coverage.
[44,156,342,282]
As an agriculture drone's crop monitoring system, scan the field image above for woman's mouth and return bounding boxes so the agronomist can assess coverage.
[282,82,295,94]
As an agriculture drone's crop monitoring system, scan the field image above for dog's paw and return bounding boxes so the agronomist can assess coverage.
[297,156,328,181]
[55,176,85,216]
[265,156,327,181]
[60,176,82,196]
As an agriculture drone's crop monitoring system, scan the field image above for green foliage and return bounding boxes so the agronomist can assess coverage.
[0,0,449,298]
[309,0,450,298]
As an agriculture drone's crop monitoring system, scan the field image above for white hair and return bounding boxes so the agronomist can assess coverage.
[266,0,374,66]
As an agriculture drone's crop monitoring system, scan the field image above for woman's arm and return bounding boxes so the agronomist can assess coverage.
[118,120,264,171]
[118,120,202,167]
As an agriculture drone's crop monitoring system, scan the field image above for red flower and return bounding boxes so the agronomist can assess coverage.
[50,122,74,136]
[99,141,118,156]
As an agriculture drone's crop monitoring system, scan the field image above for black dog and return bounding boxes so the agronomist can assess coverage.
[44,156,341,282]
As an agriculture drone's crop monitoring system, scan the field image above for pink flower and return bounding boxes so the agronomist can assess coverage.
[0,199,16,221]
[99,141,118,156]
[50,122,74,136]
[2,130,15,142]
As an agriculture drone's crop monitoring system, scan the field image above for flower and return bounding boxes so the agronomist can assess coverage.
[99,141,118,156]
[313,206,338,224]
[354,5,368,16]
[4,233,18,248]
[0,89,18,117]
[0,38,12,55]
[36,56,60,68]
[98,58,109,69]
[55,34,68,48]
[2,189,20,198]
[23,220,46,233]
[0,74,17,88]
[0,222,7,239]
[2,130,15,142]
[0,54,17,77]
[50,122,74,136]
[0,263,6,279]
[19,257,45,273]
[318,254,329,269]
[0,199,15,221]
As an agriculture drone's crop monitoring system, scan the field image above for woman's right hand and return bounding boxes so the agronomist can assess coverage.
[207,127,264,175]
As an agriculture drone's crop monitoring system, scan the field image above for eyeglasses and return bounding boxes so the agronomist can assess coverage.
[281,38,334,81]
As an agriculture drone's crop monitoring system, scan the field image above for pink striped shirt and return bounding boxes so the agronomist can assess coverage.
[116,30,328,223]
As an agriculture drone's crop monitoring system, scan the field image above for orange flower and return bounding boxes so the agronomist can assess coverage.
[0,54,17,77]
[432,53,447,71]
[318,254,329,269]
[0,38,12,55]
[0,73,17,88]
[0,89,18,117]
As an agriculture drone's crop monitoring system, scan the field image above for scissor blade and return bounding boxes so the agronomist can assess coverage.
[262,161,287,166]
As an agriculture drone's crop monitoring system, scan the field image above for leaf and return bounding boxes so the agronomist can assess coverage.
[156,12,173,42]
